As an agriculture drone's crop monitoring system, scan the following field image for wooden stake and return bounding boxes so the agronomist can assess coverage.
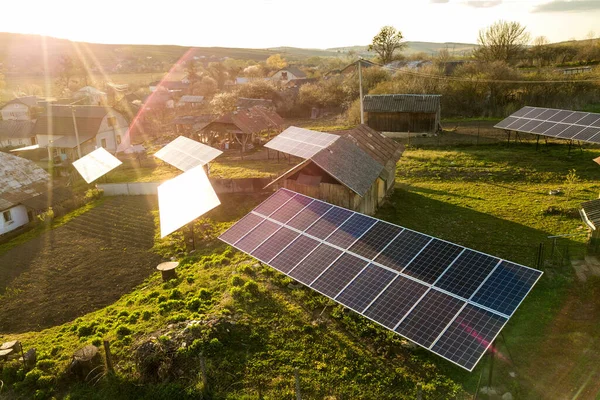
[103,340,114,373]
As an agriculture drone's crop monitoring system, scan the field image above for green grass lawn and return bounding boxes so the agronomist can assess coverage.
[2,140,600,399]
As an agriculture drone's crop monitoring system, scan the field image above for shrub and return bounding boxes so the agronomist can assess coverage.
[169,289,183,300]
[36,375,54,389]
[198,289,211,300]
[23,368,43,387]
[77,324,96,338]
[243,280,260,296]
[116,325,132,337]
[142,310,153,321]
[118,310,130,318]
[187,298,202,312]
[230,275,244,287]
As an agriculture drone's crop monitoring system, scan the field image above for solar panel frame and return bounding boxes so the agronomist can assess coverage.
[219,189,543,370]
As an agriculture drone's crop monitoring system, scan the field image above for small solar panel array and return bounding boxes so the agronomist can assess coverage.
[265,126,340,159]
[219,189,542,371]
[154,136,223,172]
[495,106,600,144]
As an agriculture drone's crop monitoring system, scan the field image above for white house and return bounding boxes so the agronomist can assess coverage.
[1,96,39,120]
[0,152,50,235]
[270,66,307,82]
[32,105,130,162]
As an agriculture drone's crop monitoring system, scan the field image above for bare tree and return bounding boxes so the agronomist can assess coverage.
[368,26,406,64]
[531,36,550,67]
[475,20,530,64]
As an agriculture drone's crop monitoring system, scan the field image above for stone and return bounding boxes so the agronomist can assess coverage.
[479,386,497,396]
[502,392,513,400]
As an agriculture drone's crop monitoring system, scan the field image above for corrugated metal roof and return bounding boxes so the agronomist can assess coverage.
[178,95,205,103]
[204,106,283,135]
[0,120,36,139]
[2,96,39,108]
[581,199,600,230]
[363,94,441,113]
[32,105,112,137]
[271,66,307,78]
[311,137,383,197]
[334,124,404,183]
[237,97,274,109]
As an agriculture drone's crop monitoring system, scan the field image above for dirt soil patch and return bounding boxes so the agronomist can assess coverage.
[0,196,162,333]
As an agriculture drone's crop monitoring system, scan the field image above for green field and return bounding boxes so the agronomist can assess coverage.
[1,140,600,399]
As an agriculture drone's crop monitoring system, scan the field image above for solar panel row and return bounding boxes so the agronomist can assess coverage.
[494,106,600,144]
[219,189,542,370]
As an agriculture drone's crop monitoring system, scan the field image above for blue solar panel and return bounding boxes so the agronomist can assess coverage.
[311,253,368,298]
[402,239,463,284]
[219,189,542,371]
[471,261,542,316]
[305,207,353,239]
[326,214,377,249]
[395,289,465,348]
[287,201,332,231]
[335,264,397,312]
[434,250,500,299]
[431,304,507,371]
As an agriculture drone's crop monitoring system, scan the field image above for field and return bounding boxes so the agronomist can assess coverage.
[0,196,162,333]
[2,133,600,398]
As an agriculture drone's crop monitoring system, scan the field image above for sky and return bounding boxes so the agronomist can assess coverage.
[2,0,599,48]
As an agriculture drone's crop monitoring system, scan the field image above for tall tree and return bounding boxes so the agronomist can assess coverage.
[368,26,406,64]
[266,54,287,70]
[185,59,201,84]
[476,20,530,64]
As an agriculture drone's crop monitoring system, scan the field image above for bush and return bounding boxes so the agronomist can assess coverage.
[116,325,132,337]
[230,275,244,287]
[169,289,183,300]
[77,324,96,338]
[243,280,260,296]
[198,289,211,300]
[23,368,43,387]
[142,310,153,321]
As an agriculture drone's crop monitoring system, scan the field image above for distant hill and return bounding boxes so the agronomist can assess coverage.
[327,41,479,57]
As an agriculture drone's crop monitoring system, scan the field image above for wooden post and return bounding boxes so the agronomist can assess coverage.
[416,383,423,400]
[200,354,208,390]
[103,340,114,373]
[294,368,302,400]
[488,341,495,389]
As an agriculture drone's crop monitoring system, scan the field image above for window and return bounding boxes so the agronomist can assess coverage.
[107,117,117,127]
[3,210,12,224]
[116,135,122,145]
[281,71,288,80]
[61,149,66,154]
[101,138,107,148]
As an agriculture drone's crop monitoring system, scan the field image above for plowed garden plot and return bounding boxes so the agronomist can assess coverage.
[0,196,162,333]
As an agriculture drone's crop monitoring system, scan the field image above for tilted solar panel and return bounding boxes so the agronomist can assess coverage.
[494,106,600,145]
[72,147,122,184]
[265,126,339,159]
[218,189,542,370]
[157,165,220,238]
[154,136,222,172]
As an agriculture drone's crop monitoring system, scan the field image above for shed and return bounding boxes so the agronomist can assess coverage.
[270,66,307,82]
[267,125,403,215]
[0,120,37,149]
[363,94,441,134]
[176,95,205,107]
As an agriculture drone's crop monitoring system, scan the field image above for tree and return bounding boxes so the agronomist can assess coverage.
[210,92,238,114]
[185,59,201,85]
[531,36,551,67]
[368,26,406,64]
[476,20,530,64]
[193,76,218,97]
[266,54,287,70]
[208,62,229,90]
[58,55,75,89]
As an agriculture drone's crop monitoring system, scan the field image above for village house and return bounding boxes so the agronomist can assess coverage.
[0,152,49,235]
[0,120,36,149]
[267,125,403,215]
[199,106,284,150]
[270,66,307,82]
[176,95,205,108]
[363,94,442,134]
[1,96,40,120]
[73,86,107,105]
[31,105,130,162]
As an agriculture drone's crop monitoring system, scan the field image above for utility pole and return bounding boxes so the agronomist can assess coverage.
[358,58,365,125]
[71,106,82,159]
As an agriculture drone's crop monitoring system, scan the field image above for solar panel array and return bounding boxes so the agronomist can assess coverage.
[158,164,220,237]
[154,136,222,172]
[219,189,542,371]
[72,147,122,184]
[265,126,340,159]
[495,106,600,144]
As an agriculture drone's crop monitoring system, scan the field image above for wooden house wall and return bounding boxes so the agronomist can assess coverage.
[366,111,437,133]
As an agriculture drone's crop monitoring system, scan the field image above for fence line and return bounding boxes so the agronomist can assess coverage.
[97,177,273,197]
